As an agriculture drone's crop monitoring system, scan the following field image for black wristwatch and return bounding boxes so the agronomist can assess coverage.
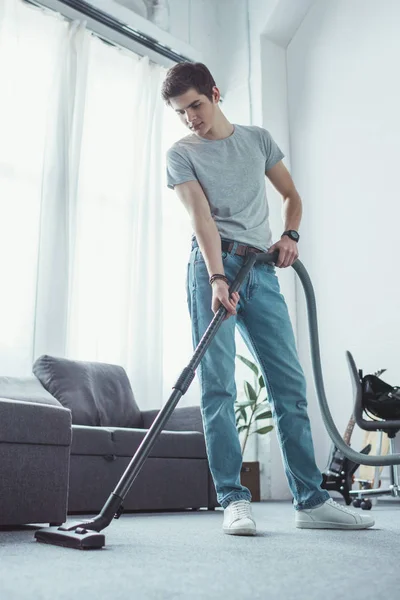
[282,230,300,242]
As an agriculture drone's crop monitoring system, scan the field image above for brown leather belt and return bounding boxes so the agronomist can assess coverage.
[221,240,264,257]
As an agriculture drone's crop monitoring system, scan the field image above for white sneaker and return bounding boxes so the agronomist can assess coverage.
[223,500,256,536]
[295,498,375,530]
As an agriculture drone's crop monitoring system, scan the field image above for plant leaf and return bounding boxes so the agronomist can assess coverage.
[236,399,254,408]
[254,425,274,435]
[236,354,259,378]
[254,398,270,409]
[235,406,247,424]
[237,425,248,433]
[258,374,265,390]
[244,381,257,403]
[256,397,269,405]
[255,410,272,421]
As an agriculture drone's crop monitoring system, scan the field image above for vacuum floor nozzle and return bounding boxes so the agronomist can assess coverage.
[35,525,105,550]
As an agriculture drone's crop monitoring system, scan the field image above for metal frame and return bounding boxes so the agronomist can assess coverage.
[346,351,400,501]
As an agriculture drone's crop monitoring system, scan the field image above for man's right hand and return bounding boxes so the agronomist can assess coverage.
[211,280,240,321]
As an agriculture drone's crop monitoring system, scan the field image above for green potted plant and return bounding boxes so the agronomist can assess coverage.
[235,354,274,501]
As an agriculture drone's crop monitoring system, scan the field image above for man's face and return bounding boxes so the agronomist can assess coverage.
[169,87,218,136]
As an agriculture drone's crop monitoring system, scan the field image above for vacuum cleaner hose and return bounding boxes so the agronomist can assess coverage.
[290,257,400,466]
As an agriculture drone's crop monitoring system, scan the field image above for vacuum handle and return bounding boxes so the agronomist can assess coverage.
[256,249,280,265]
[228,249,280,294]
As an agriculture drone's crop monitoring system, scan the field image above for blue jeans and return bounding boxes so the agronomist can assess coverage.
[186,237,330,510]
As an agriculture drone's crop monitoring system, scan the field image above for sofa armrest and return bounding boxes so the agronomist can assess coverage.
[0,397,72,446]
[0,375,61,407]
[141,405,204,434]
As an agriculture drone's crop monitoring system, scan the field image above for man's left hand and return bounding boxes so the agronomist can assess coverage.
[268,237,299,268]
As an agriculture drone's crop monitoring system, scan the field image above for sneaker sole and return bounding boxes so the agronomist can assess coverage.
[296,520,375,530]
[223,526,257,536]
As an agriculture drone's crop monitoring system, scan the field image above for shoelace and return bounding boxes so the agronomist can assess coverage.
[326,498,359,515]
[230,500,251,519]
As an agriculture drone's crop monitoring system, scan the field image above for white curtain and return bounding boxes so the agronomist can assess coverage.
[0,0,200,409]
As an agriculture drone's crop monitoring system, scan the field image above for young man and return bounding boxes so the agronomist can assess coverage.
[161,62,374,535]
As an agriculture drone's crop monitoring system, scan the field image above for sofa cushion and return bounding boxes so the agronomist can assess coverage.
[0,375,61,407]
[111,427,207,459]
[71,425,114,455]
[33,355,143,428]
[70,425,207,459]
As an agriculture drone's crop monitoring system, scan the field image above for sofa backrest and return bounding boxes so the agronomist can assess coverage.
[33,355,143,428]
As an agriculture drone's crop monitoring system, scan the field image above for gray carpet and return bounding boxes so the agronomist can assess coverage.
[0,500,399,600]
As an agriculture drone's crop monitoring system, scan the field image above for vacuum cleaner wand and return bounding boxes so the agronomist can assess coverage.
[34,249,274,549]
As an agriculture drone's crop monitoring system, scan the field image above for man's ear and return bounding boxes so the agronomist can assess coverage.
[212,86,221,103]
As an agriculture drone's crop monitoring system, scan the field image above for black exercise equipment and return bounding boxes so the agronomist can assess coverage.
[34,250,400,549]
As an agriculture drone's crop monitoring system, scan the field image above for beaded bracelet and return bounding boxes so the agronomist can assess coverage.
[209,274,229,286]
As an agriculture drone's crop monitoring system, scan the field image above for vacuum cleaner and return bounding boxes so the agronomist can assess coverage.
[34,249,400,550]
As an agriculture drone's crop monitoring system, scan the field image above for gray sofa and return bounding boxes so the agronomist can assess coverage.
[0,355,218,527]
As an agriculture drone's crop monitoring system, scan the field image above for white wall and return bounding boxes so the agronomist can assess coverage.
[287,0,400,480]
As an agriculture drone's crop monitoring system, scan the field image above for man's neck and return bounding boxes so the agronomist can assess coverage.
[202,119,235,141]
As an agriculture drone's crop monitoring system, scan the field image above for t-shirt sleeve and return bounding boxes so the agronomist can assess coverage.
[166,147,197,190]
[261,128,285,172]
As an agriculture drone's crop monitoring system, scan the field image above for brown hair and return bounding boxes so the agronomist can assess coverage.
[161,62,216,106]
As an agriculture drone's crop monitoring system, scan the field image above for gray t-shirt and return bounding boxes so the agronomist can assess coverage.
[166,124,284,251]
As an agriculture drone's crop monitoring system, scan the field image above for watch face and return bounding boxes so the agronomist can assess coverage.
[290,230,299,240]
